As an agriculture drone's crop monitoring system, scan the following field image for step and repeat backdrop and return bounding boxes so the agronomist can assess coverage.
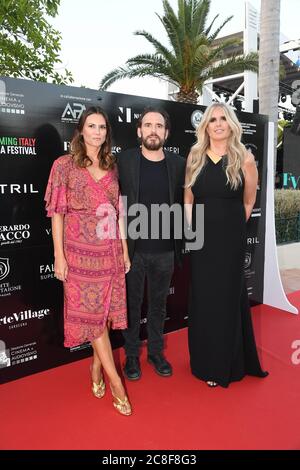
[281,128,300,189]
[0,77,268,383]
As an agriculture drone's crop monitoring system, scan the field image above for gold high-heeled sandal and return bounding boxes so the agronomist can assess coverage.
[90,365,105,398]
[110,384,132,416]
[91,378,106,398]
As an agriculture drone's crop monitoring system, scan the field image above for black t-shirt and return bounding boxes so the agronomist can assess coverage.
[135,153,173,253]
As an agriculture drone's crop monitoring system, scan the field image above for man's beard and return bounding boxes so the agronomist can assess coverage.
[141,134,165,151]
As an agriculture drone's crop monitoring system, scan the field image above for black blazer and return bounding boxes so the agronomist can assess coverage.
[116,148,186,265]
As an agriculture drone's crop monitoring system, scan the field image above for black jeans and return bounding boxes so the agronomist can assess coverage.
[123,251,174,357]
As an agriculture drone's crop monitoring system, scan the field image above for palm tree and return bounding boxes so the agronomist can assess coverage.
[258,0,281,161]
[99,0,258,104]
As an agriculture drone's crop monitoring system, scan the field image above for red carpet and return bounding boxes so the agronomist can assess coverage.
[1,292,300,450]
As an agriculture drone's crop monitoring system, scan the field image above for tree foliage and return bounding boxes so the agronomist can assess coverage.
[100,0,258,103]
[0,0,73,83]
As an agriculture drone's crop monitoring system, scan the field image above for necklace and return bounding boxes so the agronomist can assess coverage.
[207,148,224,164]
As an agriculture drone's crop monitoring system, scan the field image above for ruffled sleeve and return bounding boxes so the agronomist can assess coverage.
[44,157,69,217]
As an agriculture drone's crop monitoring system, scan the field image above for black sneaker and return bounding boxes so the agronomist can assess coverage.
[123,356,141,381]
[147,353,172,377]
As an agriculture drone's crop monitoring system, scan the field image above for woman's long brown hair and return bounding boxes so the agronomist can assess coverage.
[70,106,115,170]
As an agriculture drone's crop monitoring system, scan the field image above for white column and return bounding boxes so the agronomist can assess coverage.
[244,1,258,112]
[263,122,298,314]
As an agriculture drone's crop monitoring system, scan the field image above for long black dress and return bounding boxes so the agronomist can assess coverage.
[188,155,268,387]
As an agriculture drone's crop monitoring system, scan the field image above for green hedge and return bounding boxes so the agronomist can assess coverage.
[275,189,300,243]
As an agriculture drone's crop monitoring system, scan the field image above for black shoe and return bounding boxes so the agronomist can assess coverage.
[147,353,172,377]
[123,356,141,381]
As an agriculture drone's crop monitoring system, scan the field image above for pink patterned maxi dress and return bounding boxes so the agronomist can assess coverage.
[45,155,127,347]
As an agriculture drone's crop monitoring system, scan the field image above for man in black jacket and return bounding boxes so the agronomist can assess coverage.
[117,107,186,380]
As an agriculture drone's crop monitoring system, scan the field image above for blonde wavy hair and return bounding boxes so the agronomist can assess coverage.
[70,106,115,170]
[186,103,247,190]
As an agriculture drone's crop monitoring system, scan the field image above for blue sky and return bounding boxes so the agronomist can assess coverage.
[52,0,300,97]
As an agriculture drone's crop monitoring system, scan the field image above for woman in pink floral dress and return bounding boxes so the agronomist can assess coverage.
[45,107,132,415]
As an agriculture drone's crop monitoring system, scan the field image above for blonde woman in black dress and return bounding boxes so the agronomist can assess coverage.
[184,103,268,388]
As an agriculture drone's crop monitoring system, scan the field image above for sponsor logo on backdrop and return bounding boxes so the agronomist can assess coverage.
[40,263,54,281]
[244,251,255,279]
[0,257,9,280]
[0,183,38,194]
[282,172,300,189]
[0,81,26,115]
[7,341,38,366]
[164,146,180,154]
[191,110,203,129]
[241,122,257,137]
[251,207,261,218]
[247,285,254,296]
[0,224,31,246]
[61,103,86,123]
[185,109,203,134]
[0,136,36,156]
[244,252,252,270]
[247,236,259,245]
[0,257,22,297]
[64,140,123,155]
[0,340,11,368]
[117,107,141,123]
[0,307,51,330]
[112,146,122,154]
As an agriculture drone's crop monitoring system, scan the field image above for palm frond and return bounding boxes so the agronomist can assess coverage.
[207,16,233,41]
[192,0,210,36]
[127,63,180,86]
[126,54,183,82]
[160,0,185,56]
[193,33,212,52]
[162,0,187,53]
[155,12,182,60]
[178,0,187,35]
[126,54,168,68]
[204,14,220,37]
[201,37,242,64]
[134,30,176,65]
[99,66,133,90]
[200,52,258,83]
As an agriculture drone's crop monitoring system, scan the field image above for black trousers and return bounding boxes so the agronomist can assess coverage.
[123,251,174,357]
